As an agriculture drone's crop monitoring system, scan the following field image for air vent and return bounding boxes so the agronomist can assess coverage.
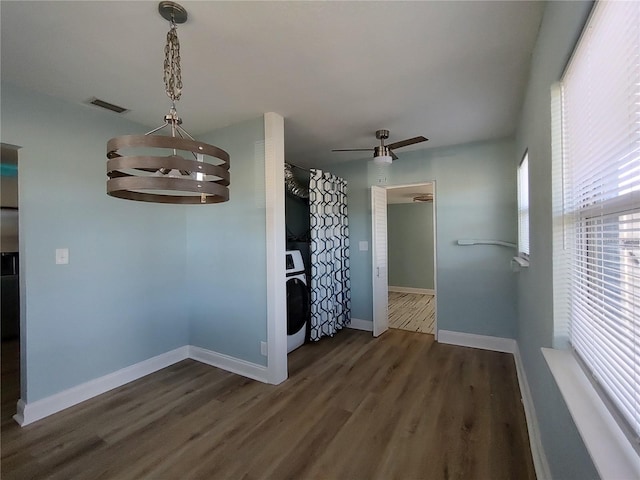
[87,97,129,114]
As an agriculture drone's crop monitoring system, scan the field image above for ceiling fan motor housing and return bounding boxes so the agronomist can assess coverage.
[374,145,391,157]
[373,145,392,164]
[376,129,390,140]
[375,130,392,163]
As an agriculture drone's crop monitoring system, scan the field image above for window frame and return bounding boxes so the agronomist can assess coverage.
[517,150,530,259]
[548,0,640,474]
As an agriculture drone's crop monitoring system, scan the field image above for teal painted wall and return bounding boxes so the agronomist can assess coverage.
[388,202,434,290]
[1,83,189,402]
[1,82,273,401]
[186,117,268,366]
[330,138,517,338]
[514,1,598,478]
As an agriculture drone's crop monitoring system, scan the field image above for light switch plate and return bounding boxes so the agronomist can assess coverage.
[55,248,69,265]
[359,241,369,251]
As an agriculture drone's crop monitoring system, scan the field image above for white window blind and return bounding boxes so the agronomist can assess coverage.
[561,0,640,442]
[518,152,530,256]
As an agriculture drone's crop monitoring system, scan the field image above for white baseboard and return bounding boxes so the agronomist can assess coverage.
[347,318,373,332]
[189,346,268,383]
[514,345,551,480]
[14,344,269,427]
[437,330,516,353]
[389,286,435,295]
[14,346,190,427]
[437,330,550,480]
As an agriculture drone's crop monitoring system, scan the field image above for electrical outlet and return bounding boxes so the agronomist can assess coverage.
[55,248,69,265]
[260,341,267,356]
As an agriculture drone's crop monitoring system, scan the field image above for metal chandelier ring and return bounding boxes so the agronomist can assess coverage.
[107,176,229,204]
[107,155,230,186]
[107,134,230,166]
[106,133,230,204]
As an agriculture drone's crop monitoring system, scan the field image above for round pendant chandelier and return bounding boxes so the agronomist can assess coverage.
[106,1,230,204]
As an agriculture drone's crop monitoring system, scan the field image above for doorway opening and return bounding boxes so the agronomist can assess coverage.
[372,182,437,338]
[1,144,20,427]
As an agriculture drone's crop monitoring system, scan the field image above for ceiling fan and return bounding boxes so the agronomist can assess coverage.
[413,193,434,202]
[332,129,428,164]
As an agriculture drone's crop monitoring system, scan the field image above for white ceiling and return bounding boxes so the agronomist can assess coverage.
[1,1,544,169]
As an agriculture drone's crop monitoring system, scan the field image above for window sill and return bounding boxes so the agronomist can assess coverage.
[542,348,640,480]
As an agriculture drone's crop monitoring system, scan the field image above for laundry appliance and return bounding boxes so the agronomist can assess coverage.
[286,249,309,353]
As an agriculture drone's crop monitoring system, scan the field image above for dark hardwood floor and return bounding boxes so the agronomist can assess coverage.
[1,329,536,479]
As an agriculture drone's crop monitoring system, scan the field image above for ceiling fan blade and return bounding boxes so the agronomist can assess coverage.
[332,148,372,152]
[386,136,428,151]
[390,150,398,160]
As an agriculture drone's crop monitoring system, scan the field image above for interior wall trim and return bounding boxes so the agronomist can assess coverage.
[14,346,190,427]
[515,344,552,480]
[437,329,516,353]
[388,286,435,295]
[13,345,269,427]
[264,112,287,385]
[346,318,374,332]
[189,346,268,383]
[438,329,550,479]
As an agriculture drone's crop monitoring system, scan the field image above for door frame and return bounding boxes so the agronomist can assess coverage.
[371,181,438,339]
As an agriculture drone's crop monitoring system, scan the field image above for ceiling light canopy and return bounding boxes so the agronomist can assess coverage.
[106,1,230,204]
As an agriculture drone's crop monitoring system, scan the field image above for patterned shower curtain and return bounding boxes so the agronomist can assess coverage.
[309,169,351,340]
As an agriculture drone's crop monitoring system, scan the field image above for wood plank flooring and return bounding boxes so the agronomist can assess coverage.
[1,330,536,480]
[389,291,436,334]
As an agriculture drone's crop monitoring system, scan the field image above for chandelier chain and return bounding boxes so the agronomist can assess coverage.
[164,20,182,102]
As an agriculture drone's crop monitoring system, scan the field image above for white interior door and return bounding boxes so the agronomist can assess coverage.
[371,186,388,337]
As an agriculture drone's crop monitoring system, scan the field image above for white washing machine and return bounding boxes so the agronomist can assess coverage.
[286,250,309,353]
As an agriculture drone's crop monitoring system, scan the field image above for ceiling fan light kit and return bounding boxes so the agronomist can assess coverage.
[105,1,230,204]
[373,148,393,164]
[332,129,428,163]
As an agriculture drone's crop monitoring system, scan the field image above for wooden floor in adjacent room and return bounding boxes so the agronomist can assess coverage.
[389,291,436,334]
[1,329,536,480]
